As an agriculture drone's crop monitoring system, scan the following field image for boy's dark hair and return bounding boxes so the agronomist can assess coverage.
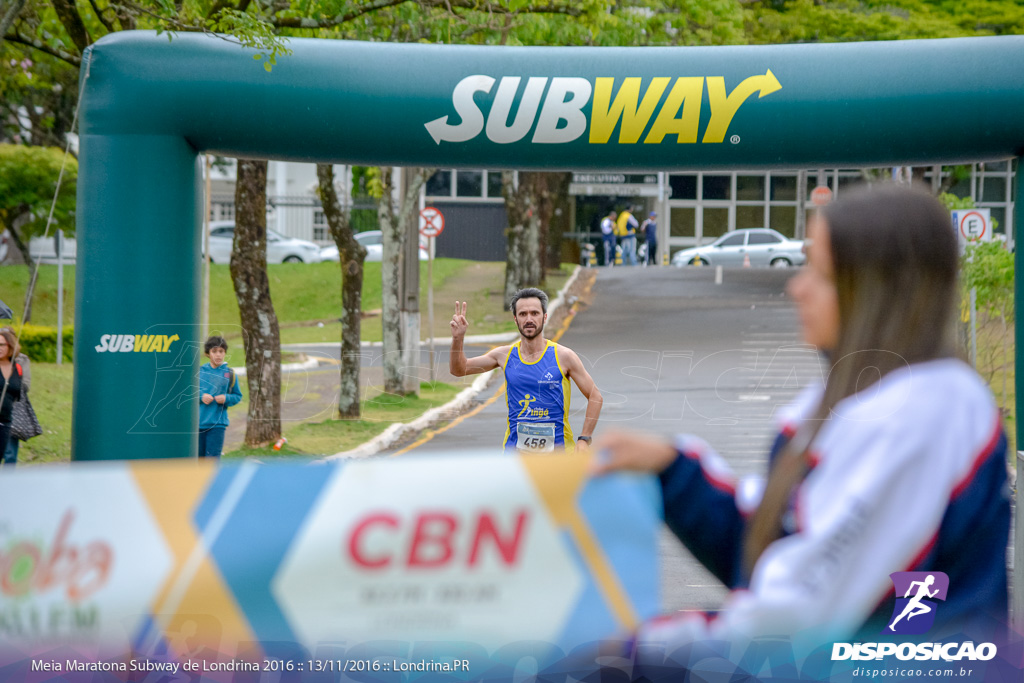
[204,336,228,354]
[510,287,548,315]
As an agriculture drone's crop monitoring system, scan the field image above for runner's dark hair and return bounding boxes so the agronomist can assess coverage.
[510,288,549,315]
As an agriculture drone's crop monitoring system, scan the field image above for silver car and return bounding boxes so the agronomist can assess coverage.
[671,228,805,268]
[205,221,323,264]
[320,230,429,262]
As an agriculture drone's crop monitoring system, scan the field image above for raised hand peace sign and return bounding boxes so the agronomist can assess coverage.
[450,301,469,339]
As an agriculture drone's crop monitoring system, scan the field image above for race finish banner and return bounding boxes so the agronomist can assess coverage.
[0,453,660,676]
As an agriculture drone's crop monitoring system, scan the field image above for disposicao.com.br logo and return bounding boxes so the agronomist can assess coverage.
[831,572,997,662]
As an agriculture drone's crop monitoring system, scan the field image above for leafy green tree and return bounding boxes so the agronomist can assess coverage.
[960,239,1014,413]
[0,143,75,319]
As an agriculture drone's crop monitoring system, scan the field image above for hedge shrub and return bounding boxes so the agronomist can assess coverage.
[16,323,74,363]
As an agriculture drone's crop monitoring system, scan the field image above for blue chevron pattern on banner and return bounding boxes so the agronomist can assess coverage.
[193,462,335,643]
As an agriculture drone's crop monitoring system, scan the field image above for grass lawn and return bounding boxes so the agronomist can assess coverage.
[12,362,74,465]
[13,364,459,463]
[2,259,576,464]
[223,381,461,459]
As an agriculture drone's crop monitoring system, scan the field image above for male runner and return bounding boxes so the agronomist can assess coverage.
[449,287,602,454]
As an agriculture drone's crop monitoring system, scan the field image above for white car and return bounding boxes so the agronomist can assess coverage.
[320,230,429,262]
[671,228,806,268]
[1,230,76,264]
[205,221,322,264]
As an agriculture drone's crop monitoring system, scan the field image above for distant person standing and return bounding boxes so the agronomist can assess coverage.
[1,327,30,466]
[600,210,617,266]
[617,206,640,266]
[640,211,659,266]
[198,336,242,458]
[0,328,23,461]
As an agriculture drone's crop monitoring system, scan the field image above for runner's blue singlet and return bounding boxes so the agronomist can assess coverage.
[503,340,574,452]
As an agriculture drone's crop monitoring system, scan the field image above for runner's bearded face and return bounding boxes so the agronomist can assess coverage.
[514,298,546,340]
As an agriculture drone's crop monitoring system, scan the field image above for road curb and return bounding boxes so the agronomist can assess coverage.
[322,265,583,460]
[319,369,498,461]
[232,357,319,377]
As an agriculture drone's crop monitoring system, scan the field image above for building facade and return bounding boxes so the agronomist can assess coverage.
[205,160,1017,262]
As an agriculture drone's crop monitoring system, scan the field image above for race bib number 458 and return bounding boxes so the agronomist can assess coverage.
[517,422,557,453]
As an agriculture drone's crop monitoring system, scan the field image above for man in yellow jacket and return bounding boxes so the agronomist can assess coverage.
[616,207,640,266]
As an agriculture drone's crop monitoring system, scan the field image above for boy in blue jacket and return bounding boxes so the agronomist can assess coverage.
[198,336,243,458]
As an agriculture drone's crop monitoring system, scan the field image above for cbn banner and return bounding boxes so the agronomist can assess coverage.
[0,453,660,664]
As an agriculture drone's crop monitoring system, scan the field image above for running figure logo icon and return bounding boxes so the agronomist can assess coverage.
[517,394,536,418]
[885,572,949,635]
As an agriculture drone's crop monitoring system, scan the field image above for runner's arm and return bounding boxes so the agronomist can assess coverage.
[562,348,602,441]
[450,343,506,376]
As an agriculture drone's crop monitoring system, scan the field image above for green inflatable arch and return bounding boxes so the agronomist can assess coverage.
[75,31,1024,461]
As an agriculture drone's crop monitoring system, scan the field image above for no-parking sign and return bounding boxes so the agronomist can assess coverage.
[419,206,445,238]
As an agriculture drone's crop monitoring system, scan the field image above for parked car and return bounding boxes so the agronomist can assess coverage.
[205,221,322,264]
[671,228,805,268]
[320,230,429,262]
[1,230,76,264]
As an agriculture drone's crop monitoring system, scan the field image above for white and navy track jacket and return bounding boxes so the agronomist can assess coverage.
[646,358,1009,647]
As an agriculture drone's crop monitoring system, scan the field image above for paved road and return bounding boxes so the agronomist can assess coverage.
[383,266,827,614]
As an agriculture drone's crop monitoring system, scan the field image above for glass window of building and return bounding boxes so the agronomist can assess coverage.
[703,207,730,238]
[736,205,765,229]
[703,175,732,201]
[770,206,797,238]
[737,175,766,201]
[427,170,453,197]
[487,171,504,198]
[456,170,484,197]
[670,207,696,238]
[669,174,697,200]
[981,176,1006,203]
[946,171,973,199]
[312,210,327,241]
[991,205,1007,235]
[770,175,797,201]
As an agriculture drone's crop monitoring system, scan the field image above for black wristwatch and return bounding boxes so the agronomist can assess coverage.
[577,436,592,445]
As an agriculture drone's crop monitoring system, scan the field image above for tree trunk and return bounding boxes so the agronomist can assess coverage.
[523,181,542,287]
[379,168,403,394]
[230,159,282,446]
[5,214,37,321]
[317,164,367,419]
[501,171,542,308]
[547,172,572,271]
[379,167,432,395]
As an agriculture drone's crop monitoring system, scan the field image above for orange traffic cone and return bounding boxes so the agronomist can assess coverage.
[743,254,751,268]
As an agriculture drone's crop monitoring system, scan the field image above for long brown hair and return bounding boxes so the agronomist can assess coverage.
[742,183,960,577]
[0,328,17,362]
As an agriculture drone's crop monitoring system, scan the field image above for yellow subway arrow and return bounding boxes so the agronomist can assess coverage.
[703,69,781,143]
